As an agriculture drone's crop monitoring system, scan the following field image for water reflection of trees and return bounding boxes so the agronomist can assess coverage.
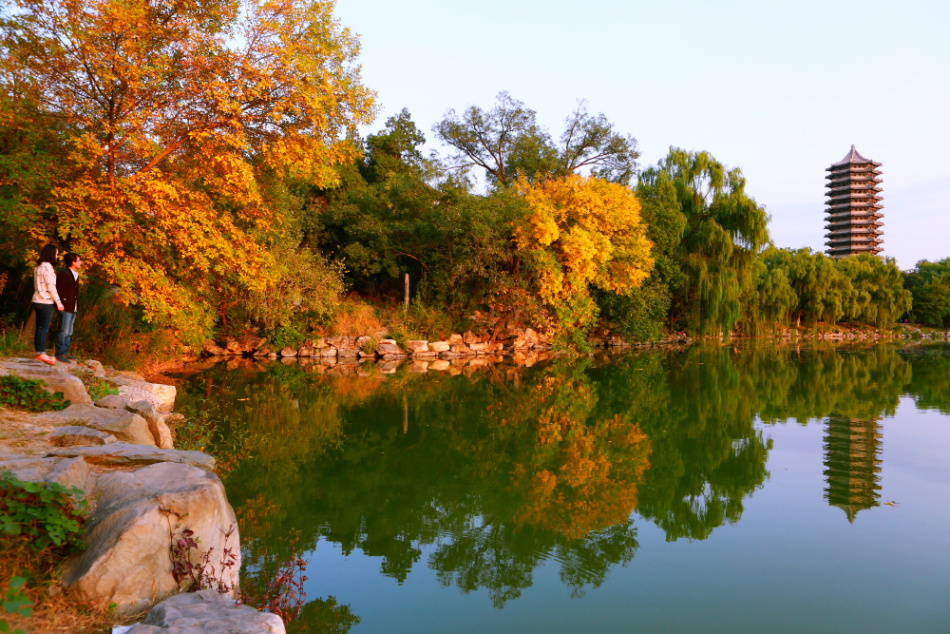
[175,342,950,620]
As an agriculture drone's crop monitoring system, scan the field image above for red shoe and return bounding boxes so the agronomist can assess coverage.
[36,353,56,366]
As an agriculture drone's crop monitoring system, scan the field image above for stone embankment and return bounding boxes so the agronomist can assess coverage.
[0,358,283,633]
[202,327,692,366]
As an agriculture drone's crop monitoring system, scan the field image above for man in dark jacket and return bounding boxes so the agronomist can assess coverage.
[55,253,82,363]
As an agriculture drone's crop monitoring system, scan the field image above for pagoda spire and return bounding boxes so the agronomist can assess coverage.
[824,145,883,259]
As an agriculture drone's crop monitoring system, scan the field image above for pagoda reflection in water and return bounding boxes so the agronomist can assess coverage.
[822,415,883,522]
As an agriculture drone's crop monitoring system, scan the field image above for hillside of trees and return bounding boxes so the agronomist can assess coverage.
[1,0,946,359]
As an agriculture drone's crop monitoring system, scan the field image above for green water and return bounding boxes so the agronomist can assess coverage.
[174,344,950,633]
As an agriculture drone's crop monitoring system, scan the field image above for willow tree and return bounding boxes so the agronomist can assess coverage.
[0,0,374,339]
[638,148,769,336]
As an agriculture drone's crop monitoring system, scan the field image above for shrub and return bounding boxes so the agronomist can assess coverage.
[0,376,69,412]
[0,472,86,553]
[79,376,119,401]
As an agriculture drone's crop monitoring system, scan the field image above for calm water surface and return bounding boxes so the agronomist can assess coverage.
[174,344,950,633]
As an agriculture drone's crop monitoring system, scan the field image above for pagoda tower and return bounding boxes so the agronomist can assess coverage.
[824,145,883,258]
[823,415,882,523]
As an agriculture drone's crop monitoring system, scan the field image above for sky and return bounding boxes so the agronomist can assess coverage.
[334,0,950,270]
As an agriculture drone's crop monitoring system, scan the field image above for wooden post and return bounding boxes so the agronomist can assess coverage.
[404,273,409,315]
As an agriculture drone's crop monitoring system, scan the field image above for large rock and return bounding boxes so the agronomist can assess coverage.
[46,443,215,470]
[61,463,239,615]
[85,359,107,378]
[129,400,174,449]
[0,456,89,495]
[123,590,285,634]
[38,404,155,446]
[95,397,173,448]
[429,341,450,353]
[0,358,92,405]
[108,378,177,413]
[405,340,429,354]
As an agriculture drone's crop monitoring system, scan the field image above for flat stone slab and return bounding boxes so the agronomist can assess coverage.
[46,443,215,470]
[0,455,89,494]
[50,426,117,447]
[122,590,284,633]
[0,358,92,405]
[37,404,154,446]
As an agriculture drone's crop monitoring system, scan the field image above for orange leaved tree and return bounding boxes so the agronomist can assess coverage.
[513,174,654,341]
[0,0,374,340]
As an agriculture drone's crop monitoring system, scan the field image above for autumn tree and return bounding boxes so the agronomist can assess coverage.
[435,92,639,189]
[638,148,769,336]
[0,0,373,339]
[513,174,654,339]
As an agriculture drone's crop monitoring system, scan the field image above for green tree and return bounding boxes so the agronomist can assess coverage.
[835,254,911,327]
[760,247,850,325]
[638,148,769,335]
[904,258,950,327]
[434,92,639,189]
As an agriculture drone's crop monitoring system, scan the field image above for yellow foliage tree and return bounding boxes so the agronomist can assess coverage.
[513,174,654,337]
[1,0,374,340]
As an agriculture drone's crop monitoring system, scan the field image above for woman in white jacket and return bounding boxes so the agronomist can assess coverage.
[32,244,64,365]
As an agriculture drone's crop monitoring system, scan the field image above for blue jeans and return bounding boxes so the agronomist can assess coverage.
[33,302,54,354]
[56,311,76,357]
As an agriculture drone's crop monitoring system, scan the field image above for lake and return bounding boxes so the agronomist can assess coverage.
[172,343,950,633]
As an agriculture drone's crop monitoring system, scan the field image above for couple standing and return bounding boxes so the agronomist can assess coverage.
[32,244,82,365]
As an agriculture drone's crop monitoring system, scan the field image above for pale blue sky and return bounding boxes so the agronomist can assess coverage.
[335,0,950,269]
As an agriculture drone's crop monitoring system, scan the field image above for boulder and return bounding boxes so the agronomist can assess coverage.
[429,341,450,353]
[38,404,155,446]
[252,345,274,357]
[123,589,285,634]
[61,463,239,615]
[0,456,89,495]
[46,443,215,470]
[325,336,356,350]
[50,426,117,447]
[462,330,479,344]
[85,359,107,378]
[129,400,174,449]
[0,358,92,405]
[447,333,463,345]
[297,345,314,358]
[405,340,429,354]
[319,347,338,358]
[235,334,266,353]
[223,339,243,355]
[375,339,403,356]
[201,341,227,357]
[279,347,296,358]
[109,378,177,413]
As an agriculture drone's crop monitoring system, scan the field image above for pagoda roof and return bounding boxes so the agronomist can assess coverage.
[827,145,881,169]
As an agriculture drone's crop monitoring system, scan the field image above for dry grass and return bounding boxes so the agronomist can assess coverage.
[0,540,116,634]
[322,300,385,337]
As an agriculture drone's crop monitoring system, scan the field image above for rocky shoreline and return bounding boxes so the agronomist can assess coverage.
[0,358,282,633]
